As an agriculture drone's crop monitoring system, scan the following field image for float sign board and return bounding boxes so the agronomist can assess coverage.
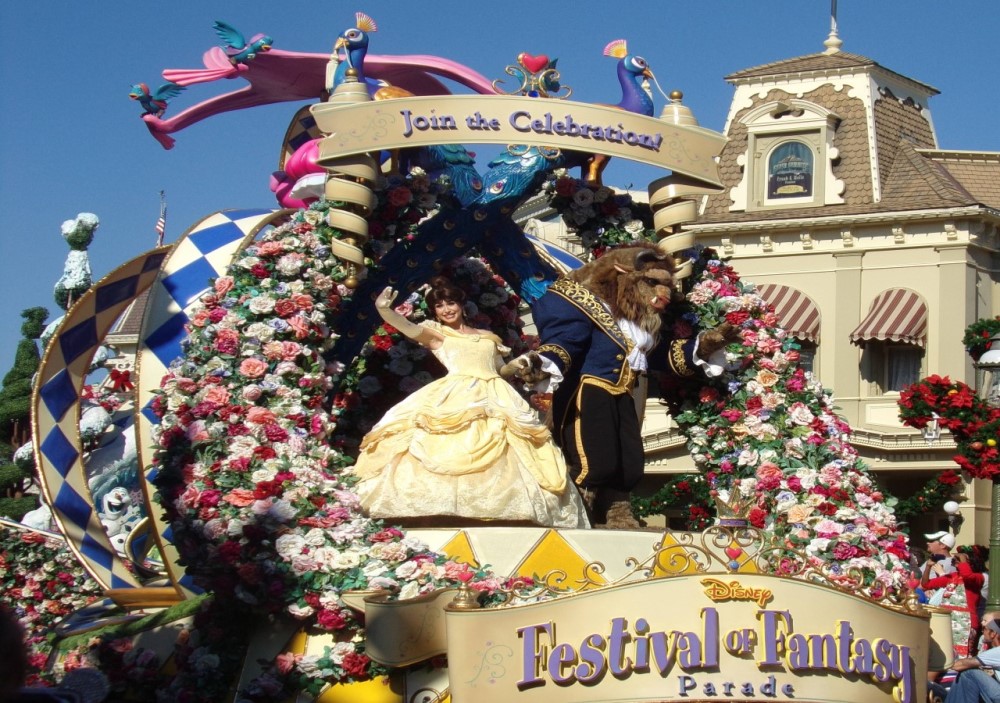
[445,574,928,703]
[312,95,726,188]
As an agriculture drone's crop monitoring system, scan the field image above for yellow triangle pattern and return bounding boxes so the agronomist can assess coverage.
[650,532,705,577]
[512,529,607,590]
[439,531,479,569]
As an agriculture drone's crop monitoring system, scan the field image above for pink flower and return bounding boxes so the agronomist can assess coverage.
[246,407,277,425]
[203,386,231,406]
[756,337,782,353]
[288,315,310,339]
[275,652,299,675]
[258,241,284,256]
[214,276,235,295]
[224,489,257,507]
[239,358,268,378]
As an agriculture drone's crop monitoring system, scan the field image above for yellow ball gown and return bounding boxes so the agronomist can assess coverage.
[352,322,589,528]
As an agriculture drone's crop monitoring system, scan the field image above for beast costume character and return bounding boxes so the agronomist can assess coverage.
[524,244,729,528]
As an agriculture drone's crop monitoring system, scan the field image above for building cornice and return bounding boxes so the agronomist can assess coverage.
[689,205,1000,235]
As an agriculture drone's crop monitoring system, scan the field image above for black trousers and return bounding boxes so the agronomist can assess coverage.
[560,383,644,492]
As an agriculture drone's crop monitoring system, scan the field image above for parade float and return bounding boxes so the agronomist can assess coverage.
[12,12,954,703]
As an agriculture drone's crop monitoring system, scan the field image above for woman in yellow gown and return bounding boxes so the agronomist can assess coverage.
[351,277,589,528]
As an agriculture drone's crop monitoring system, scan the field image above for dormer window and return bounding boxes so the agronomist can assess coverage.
[767,141,814,202]
[728,100,845,213]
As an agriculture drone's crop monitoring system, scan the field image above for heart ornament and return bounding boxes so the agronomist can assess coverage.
[518,53,550,74]
[724,546,743,561]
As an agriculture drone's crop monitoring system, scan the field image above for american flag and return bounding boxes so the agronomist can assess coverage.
[155,191,166,246]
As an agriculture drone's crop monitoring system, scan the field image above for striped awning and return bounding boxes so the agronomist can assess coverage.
[850,288,928,347]
[757,284,821,343]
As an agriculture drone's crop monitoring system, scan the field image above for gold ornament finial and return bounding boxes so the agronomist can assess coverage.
[449,582,482,610]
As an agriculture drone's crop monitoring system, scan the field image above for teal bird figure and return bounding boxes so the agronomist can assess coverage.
[213,20,273,65]
[129,82,185,118]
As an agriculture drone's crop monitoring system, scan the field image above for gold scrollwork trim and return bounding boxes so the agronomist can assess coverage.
[668,339,696,377]
[548,278,632,354]
[537,343,571,369]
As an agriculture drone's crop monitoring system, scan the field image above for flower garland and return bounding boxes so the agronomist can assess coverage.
[543,172,656,257]
[899,375,1000,479]
[656,249,910,591]
[962,316,1000,362]
[890,469,963,523]
[0,522,103,685]
[148,171,530,693]
[630,474,713,530]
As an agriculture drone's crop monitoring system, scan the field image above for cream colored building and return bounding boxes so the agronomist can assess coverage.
[522,34,1000,545]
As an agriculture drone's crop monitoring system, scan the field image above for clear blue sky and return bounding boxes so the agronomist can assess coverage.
[1,1,999,377]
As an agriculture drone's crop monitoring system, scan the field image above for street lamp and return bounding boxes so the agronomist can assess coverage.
[976,332,1000,610]
[921,413,941,445]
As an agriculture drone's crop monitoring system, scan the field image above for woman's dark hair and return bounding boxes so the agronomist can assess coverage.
[425,276,466,309]
[958,544,989,572]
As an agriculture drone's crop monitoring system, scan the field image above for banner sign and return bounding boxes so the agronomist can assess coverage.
[443,574,929,703]
[312,95,726,187]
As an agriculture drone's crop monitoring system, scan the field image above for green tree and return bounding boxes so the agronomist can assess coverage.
[0,307,48,519]
[0,307,48,444]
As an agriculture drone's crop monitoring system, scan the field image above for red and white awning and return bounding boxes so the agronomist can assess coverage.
[850,288,928,347]
[757,284,821,343]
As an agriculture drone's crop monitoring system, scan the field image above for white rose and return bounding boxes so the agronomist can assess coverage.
[395,561,420,579]
[248,296,276,314]
[276,534,306,559]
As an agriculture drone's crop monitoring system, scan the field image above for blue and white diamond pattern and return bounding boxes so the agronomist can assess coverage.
[33,247,168,592]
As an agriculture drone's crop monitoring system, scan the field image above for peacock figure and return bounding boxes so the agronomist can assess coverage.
[582,39,659,184]
[329,12,484,206]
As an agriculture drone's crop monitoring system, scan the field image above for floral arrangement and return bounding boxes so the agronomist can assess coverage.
[56,596,255,703]
[899,375,1000,480]
[0,521,103,686]
[962,316,1000,362]
[890,469,963,524]
[149,173,531,693]
[655,250,910,592]
[543,172,656,257]
[630,474,713,529]
[537,177,913,591]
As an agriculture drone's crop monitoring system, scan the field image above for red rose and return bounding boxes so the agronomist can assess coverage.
[316,608,348,631]
[250,263,270,279]
[817,502,837,516]
[274,299,298,318]
[254,446,277,460]
[217,541,242,563]
[341,652,371,679]
[554,177,577,197]
[725,311,750,326]
[263,424,289,442]
[747,507,767,528]
[372,333,394,351]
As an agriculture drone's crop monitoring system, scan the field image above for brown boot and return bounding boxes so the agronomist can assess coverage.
[599,490,642,530]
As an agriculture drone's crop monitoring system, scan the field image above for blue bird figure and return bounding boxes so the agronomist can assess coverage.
[129,82,185,118]
[331,12,482,205]
[602,39,655,116]
[213,20,273,65]
[582,39,658,184]
[331,12,382,92]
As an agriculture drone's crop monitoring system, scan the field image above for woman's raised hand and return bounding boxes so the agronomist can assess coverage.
[375,286,397,310]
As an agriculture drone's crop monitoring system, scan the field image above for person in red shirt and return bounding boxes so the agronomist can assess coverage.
[924,545,988,657]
